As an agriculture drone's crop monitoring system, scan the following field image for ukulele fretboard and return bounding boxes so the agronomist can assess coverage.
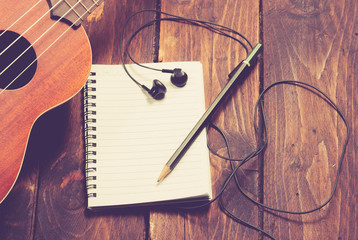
[48,0,104,28]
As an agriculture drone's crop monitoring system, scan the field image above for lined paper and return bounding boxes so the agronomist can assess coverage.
[85,62,212,209]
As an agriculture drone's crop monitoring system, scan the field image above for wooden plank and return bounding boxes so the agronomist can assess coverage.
[150,0,261,239]
[262,0,357,239]
[0,135,38,239]
[32,0,157,239]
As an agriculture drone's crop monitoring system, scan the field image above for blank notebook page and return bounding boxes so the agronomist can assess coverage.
[85,62,212,209]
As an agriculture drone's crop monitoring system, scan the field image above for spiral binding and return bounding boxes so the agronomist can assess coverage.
[84,72,98,198]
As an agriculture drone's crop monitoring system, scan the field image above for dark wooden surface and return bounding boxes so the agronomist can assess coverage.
[0,0,357,239]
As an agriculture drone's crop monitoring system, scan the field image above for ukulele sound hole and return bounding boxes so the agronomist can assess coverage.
[0,30,37,90]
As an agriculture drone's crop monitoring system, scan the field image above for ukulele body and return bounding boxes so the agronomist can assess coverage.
[0,0,92,203]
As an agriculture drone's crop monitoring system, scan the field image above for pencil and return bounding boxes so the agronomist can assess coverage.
[157,43,262,182]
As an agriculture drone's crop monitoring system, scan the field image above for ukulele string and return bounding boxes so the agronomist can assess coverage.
[0,0,42,39]
[0,0,63,57]
[0,0,96,94]
[0,0,82,87]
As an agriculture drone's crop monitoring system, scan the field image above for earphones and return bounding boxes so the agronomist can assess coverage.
[120,14,189,100]
[122,68,187,100]
[120,10,251,100]
[143,68,188,100]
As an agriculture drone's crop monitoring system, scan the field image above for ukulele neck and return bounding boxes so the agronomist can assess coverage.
[48,0,104,28]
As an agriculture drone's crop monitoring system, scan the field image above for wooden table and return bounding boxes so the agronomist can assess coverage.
[1,0,357,239]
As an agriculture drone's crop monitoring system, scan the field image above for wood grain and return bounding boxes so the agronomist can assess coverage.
[150,0,261,239]
[262,0,357,239]
[32,0,158,239]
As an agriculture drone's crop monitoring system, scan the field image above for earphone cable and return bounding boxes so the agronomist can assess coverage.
[120,9,253,87]
[193,80,349,240]
[124,17,252,71]
[204,80,349,214]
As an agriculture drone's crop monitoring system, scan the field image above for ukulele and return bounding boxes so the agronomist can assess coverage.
[0,0,103,203]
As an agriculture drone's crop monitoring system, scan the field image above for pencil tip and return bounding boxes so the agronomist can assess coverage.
[157,165,171,183]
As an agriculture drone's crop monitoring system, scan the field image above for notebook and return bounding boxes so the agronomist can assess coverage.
[83,62,212,210]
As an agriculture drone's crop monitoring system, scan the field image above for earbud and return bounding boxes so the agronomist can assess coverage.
[162,68,188,87]
[143,79,167,100]
[171,68,188,87]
